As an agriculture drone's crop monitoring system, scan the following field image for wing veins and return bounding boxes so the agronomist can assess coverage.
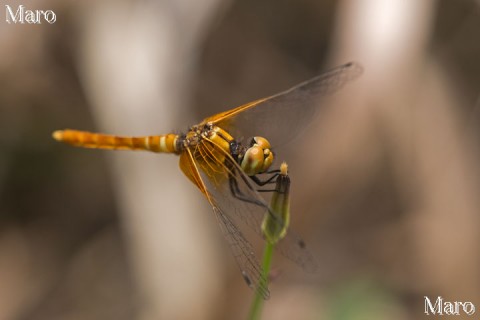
[180,145,269,297]
[198,136,319,272]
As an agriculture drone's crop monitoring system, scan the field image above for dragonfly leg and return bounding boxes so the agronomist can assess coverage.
[257,188,281,193]
[250,171,279,187]
[256,178,287,194]
[229,175,266,207]
[265,169,281,174]
[231,171,286,195]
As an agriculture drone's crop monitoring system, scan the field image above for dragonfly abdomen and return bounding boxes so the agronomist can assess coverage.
[52,129,179,153]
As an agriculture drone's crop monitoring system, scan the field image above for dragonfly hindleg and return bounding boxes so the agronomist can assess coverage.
[228,173,265,207]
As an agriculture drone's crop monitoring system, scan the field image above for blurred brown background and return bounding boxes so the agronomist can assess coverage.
[1,0,479,319]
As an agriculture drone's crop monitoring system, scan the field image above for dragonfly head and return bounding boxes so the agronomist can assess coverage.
[240,136,274,176]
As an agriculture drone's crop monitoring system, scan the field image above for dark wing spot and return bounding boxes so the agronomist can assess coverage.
[298,239,306,249]
[242,271,253,288]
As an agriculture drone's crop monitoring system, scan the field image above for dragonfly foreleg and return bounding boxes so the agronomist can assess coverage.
[250,170,280,187]
[256,177,288,194]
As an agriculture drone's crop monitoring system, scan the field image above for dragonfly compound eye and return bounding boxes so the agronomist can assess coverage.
[241,136,274,175]
[253,136,274,172]
[252,136,271,150]
[261,149,274,172]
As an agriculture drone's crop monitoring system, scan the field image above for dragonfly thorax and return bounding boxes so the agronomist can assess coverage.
[186,123,274,177]
[203,125,274,176]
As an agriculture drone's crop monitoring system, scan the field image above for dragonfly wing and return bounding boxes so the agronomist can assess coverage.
[179,148,209,197]
[194,138,318,272]
[203,62,363,148]
[179,149,269,298]
[214,208,270,299]
[276,229,318,273]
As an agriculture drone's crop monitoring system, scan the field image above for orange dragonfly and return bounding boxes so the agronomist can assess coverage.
[53,62,362,298]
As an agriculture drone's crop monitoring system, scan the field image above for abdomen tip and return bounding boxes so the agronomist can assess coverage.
[52,130,64,141]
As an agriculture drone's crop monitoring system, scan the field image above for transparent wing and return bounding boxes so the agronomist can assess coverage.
[202,62,363,148]
[276,229,318,273]
[192,138,318,272]
[214,208,270,299]
[179,149,269,299]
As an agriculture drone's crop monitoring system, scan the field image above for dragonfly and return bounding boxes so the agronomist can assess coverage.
[53,62,363,298]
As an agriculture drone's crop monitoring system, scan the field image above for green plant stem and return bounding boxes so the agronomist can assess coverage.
[248,241,275,320]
